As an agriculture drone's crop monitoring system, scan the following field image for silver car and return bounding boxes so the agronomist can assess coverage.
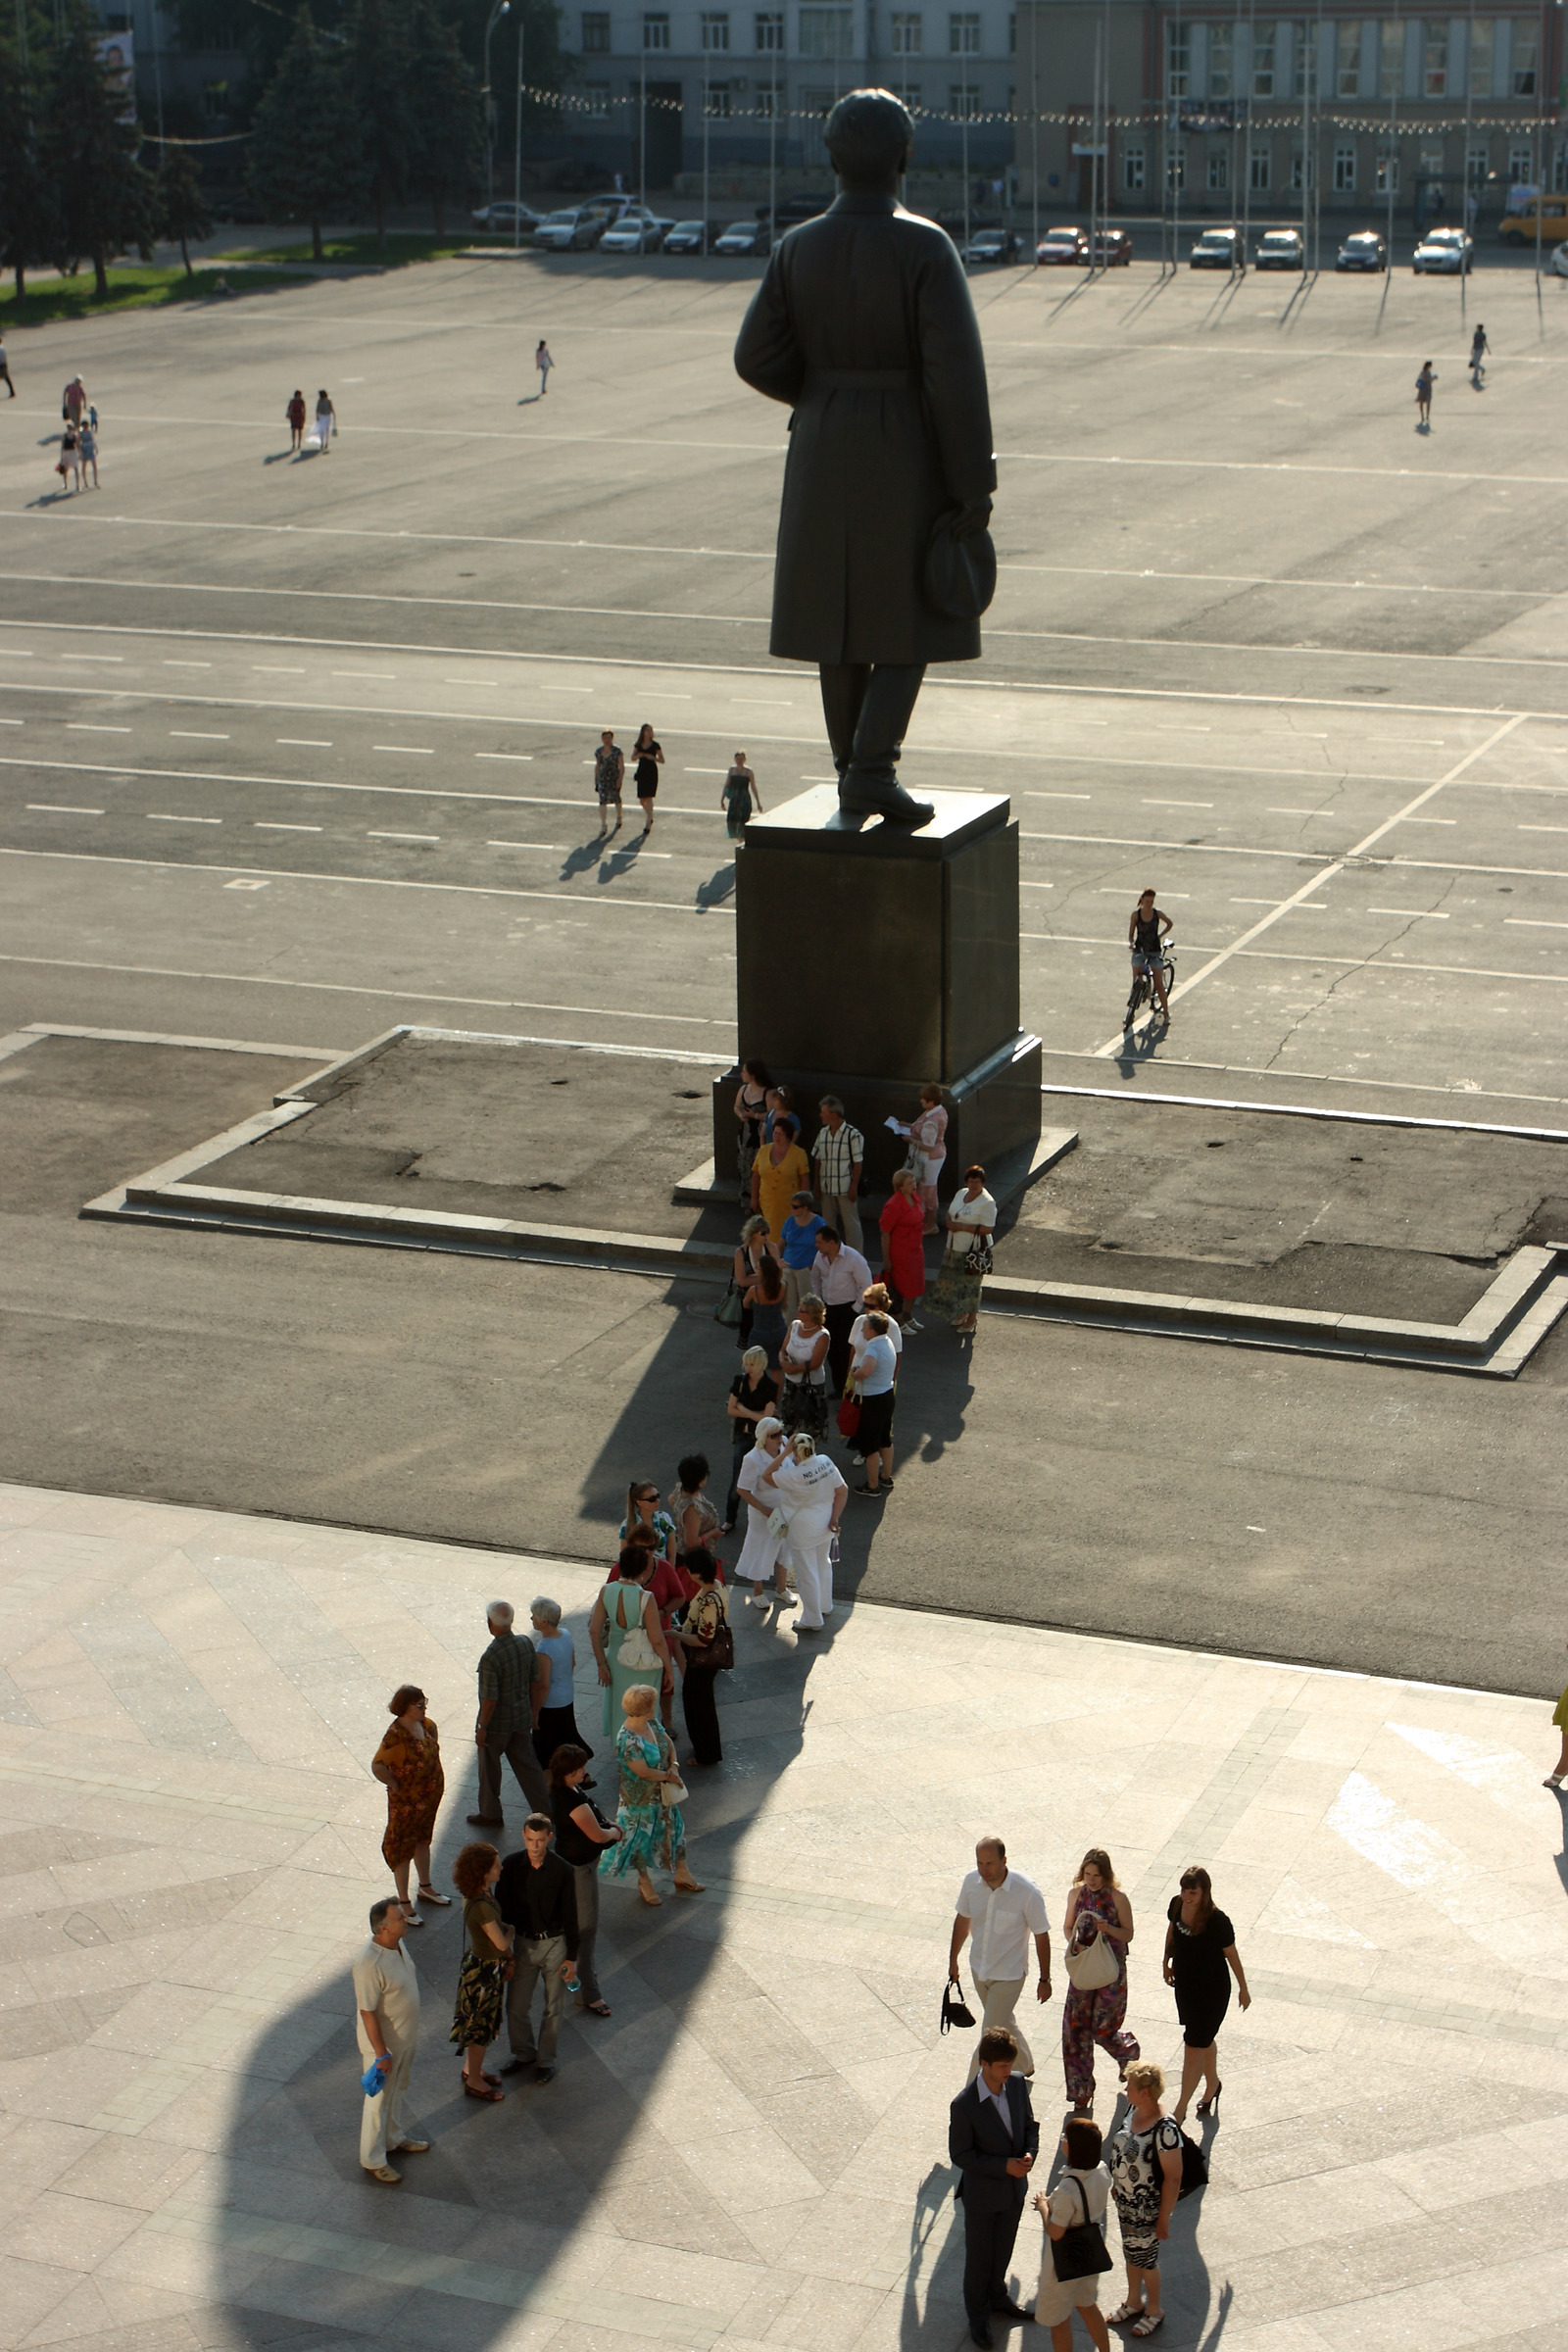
[1412,226,1473,274]
[533,207,610,252]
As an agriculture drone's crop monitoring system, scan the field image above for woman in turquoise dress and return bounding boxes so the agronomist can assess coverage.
[587,1549,674,1738]
[598,1685,705,1906]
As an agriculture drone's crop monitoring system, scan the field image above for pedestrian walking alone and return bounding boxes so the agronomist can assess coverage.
[950,1837,1053,2084]
[594,729,624,839]
[1163,1865,1250,2124]
[286,389,307,450]
[1416,361,1436,429]
[536,338,553,396]
[1061,1849,1139,2118]
[722,751,760,841]
[631,722,663,836]
[1469,323,1489,388]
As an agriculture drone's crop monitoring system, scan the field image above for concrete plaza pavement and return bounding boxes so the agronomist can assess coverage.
[1,1478,1566,2352]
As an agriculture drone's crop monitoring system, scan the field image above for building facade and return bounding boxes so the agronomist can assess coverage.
[1016,3,1566,221]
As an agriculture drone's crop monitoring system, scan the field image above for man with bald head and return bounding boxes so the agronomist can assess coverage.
[949,1837,1052,2084]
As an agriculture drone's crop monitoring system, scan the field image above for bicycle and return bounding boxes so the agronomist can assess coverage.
[1124,937,1176,1032]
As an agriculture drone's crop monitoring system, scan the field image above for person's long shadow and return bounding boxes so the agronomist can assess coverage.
[695,862,737,909]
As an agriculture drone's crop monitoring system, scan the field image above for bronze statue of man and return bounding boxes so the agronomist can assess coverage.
[733,88,997,828]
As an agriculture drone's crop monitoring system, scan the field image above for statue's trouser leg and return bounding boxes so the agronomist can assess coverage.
[819,662,927,793]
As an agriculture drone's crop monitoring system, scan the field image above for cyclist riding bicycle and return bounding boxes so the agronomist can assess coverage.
[1128,888,1174,1022]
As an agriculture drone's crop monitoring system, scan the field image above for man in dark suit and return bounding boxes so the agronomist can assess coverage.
[949,2026,1040,2346]
[733,88,996,827]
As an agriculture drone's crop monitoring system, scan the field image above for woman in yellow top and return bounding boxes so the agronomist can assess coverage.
[751,1114,809,1243]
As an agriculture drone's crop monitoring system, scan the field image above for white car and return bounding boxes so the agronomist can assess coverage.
[1413,226,1473,274]
[533,207,611,252]
[1553,241,1568,278]
[597,211,674,254]
[470,201,541,237]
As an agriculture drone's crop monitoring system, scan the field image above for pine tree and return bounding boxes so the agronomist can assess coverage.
[0,15,62,301]
[247,8,364,264]
[408,1,483,237]
[155,143,213,279]
[346,0,418,249]
[45,3,155,299]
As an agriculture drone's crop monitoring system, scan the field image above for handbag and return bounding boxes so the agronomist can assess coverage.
[837,1392,861,1439]
[1051,2177,1113,2282]
[659,1774,688,1806]
[940,1980,976,2034]
[767,1505,789,1538]
[612,1585,660,1672]
[965,1238,995,1275]
[1064,1924,1118,1992]
[683,1598,734,1673]
[1174,2124,1208,2201]
[714,1279,744,1329]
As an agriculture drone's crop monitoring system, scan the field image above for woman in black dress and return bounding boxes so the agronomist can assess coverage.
[632,722,663,837]
[1163,1865,1250,2123]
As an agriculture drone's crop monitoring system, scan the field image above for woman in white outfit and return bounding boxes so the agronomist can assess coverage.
[760,1434,847,1632]
[735,1417,793,1613]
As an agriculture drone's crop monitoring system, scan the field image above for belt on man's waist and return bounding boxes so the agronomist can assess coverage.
[806,368,917,392]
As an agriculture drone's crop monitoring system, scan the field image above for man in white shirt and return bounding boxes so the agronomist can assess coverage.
[810,1228,873,1392]
[353,1896,426,2182]
[950,1836,1053,2083]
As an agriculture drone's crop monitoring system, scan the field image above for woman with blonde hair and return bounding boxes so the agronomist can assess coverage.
[878,1166,927,1331]
[723,1342,779,1527]
[1061,1849,1139,2118]
[598,1684,703,1905]
[890,1081,948,1232]
[369,1686,449,1928]
[1105,2061,1182,2336]
[778,1292,831,1440]
[760,1432,847,1631]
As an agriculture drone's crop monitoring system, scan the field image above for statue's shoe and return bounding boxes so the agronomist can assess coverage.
[838,777,935,826]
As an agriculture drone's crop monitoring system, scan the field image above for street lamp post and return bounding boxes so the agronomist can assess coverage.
[514,11,525,248]
[484,0,511,209]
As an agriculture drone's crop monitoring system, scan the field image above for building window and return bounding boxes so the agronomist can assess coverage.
[1334,141,1355,191]
[755,83,779,114]
[1206,147,1228,192]
[1375,144,1398,194]
[1008,12,1016,53]
[1166,145,1186,191]
[1123,143,1145,191]
[642,12,669,50]
[705,80,732,112]
[1466,18,1493,95]
[889,77,922,107]
[1250,141,1270,191]
[202,77,229,118]
[584,80,611,115]
[799,6,854,58]
[1167,20,1190,97]
[800,83,837,112]
[1511,20,1538,95]
[1336,24,1360,98]
[1208,22,1232,99]
[1251,27,1273,97]
[581,11,610,54]
[755,10,783,50]
[702,12,730,51]
[1508,140,1533,183]
[1378,20,1401,97]
[1423,24,1447,97]
[950,12,980,55]
[1290,147,1313,191]
[1465,142,1488,188]
[950,82,981,117]
[891,11,923,53]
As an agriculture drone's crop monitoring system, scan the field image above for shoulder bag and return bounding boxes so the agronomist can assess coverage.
[613,1583,660,1672]
[1167,2118,1208,2200]
[714,1279,744,1329]
[684,1595,734,1674]
[1051,2176,1113,2283]
[1063,1921,1119,1991]
[940,1980,976,2034]
[837,1387,862,1439]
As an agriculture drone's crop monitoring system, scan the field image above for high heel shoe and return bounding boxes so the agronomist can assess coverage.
[1196,2082,1222,2117]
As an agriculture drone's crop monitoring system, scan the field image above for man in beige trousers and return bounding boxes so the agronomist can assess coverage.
[949,1837,1053,2083]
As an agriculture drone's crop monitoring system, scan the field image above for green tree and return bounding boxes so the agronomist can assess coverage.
[45,3,156,298]
[154,143,214,277]
[247,7,364,262]
[345,0,417,248]
[408,0,483,236]
[0,15,63,301]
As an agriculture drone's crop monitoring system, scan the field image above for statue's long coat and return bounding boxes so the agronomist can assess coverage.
[733,192,997,667]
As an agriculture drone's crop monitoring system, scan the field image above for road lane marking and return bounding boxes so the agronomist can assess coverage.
[1368,906,1450,917]
[26,804,101,814]
[0,844,731,913]
[146,812,220,823]
[170,731,230,740]
[367,830,439,842]
[254,821,321,831]
[67,722,131,732]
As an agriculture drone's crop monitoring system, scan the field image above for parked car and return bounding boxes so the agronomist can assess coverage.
[1552,240,1568,278]
[662,219,719,254]
[533,206,612,251]
[764,193,832,226]
[964,225,1020,264]
[714,219,773,256]
[1090,227,1134,266]
[1255,227,1304,270]
[1335,228,1388,271]
[598,210,674,253]
[1412,225,1473,273]
[470,201,543,236]
[1037,224,1089,266]
[1499,194,1568,246]
[1190,224,1243,269]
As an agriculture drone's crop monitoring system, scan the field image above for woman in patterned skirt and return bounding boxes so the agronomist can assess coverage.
[449,1841,514,2102]
[1106,2061,1184,2337]
[1061,1848,1140,2118]
[598,1685,704,1906]
[369,1687,449,1929]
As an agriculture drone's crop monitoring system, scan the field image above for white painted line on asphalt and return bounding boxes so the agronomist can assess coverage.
[333,670,395,680]
[0,951,729,1021]
[1518,823,1568,834]
[1020,881,1055,890]
[684,768,726,775]
[445,678,499,686]
[0,718,23,725]
[0,844,733,915]
[26,804,101,814]
[373,745,435,756]
[22,1021,346,1054]
[486,841,559,850]
[0,650,33,658]
[1027,791,1092,801]
[147,812,220,824]
[254,821,322,831]
[367,830,439,842]
[254,666,307,674]
[170,731,229,740]
[60,653,122,662]
[1024,934,1568,986]
[1368,907,1450,918]
[1398,815,1456,824]
[1093,711,1528,1056]
[1144,799,1211,808]
[1269,808,1339,816]
[1505,918,1568,929]
[66,722,131,733]
[224,878,270,891]
[475,752,533,762]
[1233,897,1325,907]
[164,661,211,668]
[277,738,333,747]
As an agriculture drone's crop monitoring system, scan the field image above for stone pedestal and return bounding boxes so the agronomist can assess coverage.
[714,786,1041,1200]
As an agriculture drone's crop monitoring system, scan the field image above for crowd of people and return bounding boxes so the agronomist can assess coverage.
[949,1838,1250,2344]
[50,373,99,492]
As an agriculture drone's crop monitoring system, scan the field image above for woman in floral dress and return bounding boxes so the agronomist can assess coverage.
[449,1841,513,2101]
[1061,1847,1140,2117]
[369,1686,450,1930]
[598,1685,705,1906]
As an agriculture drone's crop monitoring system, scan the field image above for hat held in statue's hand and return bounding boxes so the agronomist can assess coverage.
[923,508,998,621]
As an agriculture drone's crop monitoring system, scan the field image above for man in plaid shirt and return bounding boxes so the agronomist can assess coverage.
[811,1097,865,1251]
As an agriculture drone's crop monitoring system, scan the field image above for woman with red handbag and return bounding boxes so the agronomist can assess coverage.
[878,1167,928,1332]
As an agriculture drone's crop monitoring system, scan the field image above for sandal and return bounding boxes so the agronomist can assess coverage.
[583,1999,612,2017]
[637,1883,662,1907]
[1106,2305,1143,2328]
[416,1885,452,1906]
[1130,2319,1163,2338]
[673,1877,706,1895]
[463,2081,504,2102]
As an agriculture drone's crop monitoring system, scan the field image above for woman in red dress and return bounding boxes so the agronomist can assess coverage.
[878,1167,928,1333]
